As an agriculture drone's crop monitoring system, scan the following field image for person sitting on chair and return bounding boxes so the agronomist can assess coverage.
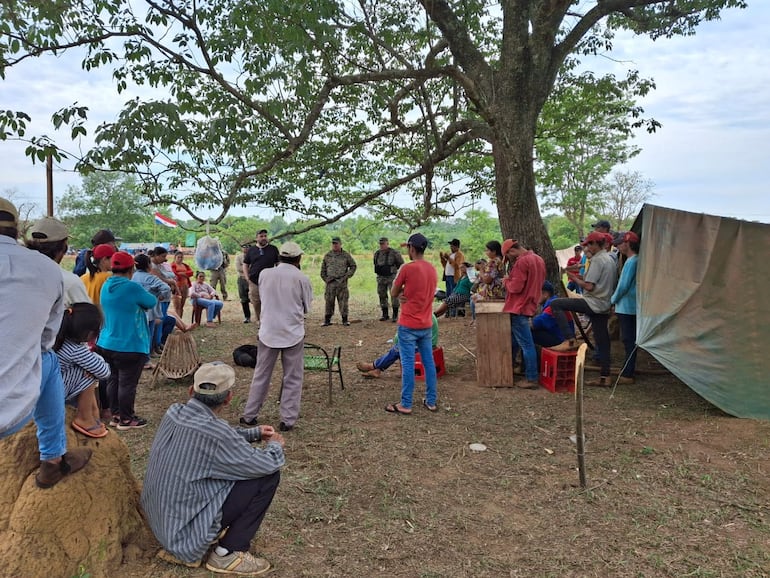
[433,262,472,318]
[190,271,224,326]
[531,281,573,348]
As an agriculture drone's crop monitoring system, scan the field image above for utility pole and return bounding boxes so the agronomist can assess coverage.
[46,154,54,216]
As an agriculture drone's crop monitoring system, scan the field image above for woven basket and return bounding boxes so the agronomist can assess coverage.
[151,331,201,384]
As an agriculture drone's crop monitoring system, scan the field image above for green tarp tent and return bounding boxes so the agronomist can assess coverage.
[633,204,770,420]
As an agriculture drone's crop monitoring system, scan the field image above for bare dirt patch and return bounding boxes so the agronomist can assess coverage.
[120,299,770,577]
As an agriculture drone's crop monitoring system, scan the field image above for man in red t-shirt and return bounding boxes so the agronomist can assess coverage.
[385,233,438,415]
[502,239,546,389]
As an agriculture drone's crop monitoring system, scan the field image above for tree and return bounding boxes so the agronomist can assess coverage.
[0,0,746,279]
[536,69,654,239]
[543,214,581,250]
[58,172,152,246]
[601,169,655,230]
[1,187,40,237]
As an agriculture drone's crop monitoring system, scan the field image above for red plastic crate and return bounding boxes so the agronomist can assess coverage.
[414,347,446,380]
[539,348,576,393]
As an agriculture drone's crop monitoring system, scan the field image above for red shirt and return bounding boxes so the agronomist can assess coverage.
[503,251,546,316]
[392,259,437,329]
[171,262,194,289]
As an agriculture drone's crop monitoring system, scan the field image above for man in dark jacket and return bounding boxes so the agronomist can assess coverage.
[242,229,279,325]
[373,237,404,321]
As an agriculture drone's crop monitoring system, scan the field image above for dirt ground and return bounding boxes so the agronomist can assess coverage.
[120,297,770,577]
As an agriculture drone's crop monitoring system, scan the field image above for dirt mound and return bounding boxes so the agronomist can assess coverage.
[0,413,157,578]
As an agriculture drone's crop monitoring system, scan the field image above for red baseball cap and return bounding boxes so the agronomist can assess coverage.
[501,239,519,254]
[111,251,135,270]
[581,231,606,246]
[93,243,117,260]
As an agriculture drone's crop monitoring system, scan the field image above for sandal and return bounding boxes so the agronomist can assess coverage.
[71,420,109,438]
[422,399,438,412]
[384,403,412,415]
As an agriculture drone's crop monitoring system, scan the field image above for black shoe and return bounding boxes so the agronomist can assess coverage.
[279,422,293,432]
[154,345,164,355]
[240,416,258,427]
[342,320,350,326]
[321,321,332,327]
[243,318,251,324]
[379,315,389,321]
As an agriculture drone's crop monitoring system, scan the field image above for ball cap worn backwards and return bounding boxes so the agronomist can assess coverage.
[194,361,236,395]
[30,217,70,243]
[279,241,303,257]
[0,197,19,227]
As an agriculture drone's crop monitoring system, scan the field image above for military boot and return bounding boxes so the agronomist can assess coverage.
[379,307,389,321]
[391,306,399,322]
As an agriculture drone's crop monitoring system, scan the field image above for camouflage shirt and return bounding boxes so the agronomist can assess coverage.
[321,250,357,284]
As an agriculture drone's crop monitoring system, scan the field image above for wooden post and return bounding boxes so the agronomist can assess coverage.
[475,300,514,387]
[46,154,54,216]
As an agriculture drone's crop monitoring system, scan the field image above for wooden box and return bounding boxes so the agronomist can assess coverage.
[475,300,514,387]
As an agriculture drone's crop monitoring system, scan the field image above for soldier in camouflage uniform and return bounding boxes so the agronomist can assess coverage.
[320,237,357,326]
[373,237,404,322]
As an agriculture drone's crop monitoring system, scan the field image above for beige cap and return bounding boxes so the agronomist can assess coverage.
[0,197,19,227]
[279,241,303,257]
[193,362,236,395]
[29,217,69,242]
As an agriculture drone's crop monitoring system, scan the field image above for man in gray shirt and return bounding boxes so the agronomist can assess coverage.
[0,198,92,488]
[142,362,285,575]
[550,231,618,387]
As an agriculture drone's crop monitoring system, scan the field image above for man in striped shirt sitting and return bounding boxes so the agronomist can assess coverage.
[141,362,285,575]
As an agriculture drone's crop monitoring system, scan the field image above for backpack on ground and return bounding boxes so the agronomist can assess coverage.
[232,344,257,368]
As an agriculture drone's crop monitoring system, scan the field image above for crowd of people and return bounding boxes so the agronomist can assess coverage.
[352,222,639,389]
[1,193,640,575]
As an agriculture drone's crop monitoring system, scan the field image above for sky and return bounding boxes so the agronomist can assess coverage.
[1,2,768,223]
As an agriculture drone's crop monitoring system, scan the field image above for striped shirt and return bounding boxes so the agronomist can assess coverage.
[55,339,111,402]
[141,398,285,563]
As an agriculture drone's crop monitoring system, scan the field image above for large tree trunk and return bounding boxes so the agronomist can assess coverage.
[492,125,560,285]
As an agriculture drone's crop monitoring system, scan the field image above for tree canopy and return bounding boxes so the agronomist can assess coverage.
[0,0,746,278]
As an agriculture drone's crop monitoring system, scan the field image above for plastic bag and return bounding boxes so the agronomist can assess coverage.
[195,236,223,270]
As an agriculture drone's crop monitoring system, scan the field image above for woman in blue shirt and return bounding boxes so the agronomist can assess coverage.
[97,251,157,430]
[610,232,640,384]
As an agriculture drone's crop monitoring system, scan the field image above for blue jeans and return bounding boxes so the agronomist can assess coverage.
[445,275,455,297]
[35,351,67,461]
[196,297,224,322]
[153,302,171,346]
[150,315,176,348]
[374,345,400,371]
[510,315,538,383]
[397,325,437,409]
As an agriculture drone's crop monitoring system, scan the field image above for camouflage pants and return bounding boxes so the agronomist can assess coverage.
[209,268,228,299]
[248,279,262,321]
[324,280,349,319]
[377,275,396,308]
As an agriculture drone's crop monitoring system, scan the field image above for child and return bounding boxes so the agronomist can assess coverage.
[54,302,112,438]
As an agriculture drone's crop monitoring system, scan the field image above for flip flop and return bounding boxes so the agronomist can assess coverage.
[422,399,438,412]
[384,403,412,415]
[71,420,109,439]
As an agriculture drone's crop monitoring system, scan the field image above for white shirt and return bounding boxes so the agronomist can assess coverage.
[0,236,64,436]
[445,251,457,276]
[62,269,91,307]
[258,263,313,348]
